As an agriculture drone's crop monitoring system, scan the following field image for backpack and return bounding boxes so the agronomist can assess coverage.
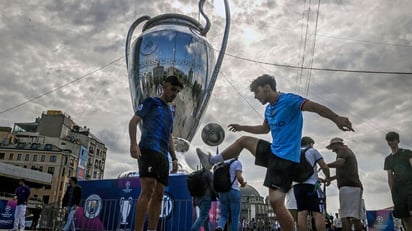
[187,168,210,197]
[212,159,237,193]
[294,147,314,182]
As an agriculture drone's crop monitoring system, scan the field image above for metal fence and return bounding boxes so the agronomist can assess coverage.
[36,199,276,231]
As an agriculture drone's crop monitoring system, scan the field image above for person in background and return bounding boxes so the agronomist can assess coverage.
[327,137,363,231]
[294,136,330,231]
[62,176,82,231]
[215,158,247,231]
[384,131,412,231]
[190,169,216,231]
[31,205,42,230]
[333,213,343,231]
[13,178,31,231]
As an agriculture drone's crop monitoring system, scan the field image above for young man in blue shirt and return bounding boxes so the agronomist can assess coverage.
[199,74,353,231]
[129,75,183,231]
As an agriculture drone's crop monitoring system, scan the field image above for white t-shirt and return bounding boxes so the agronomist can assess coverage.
[300,147,323,185]
[225,159,242,191]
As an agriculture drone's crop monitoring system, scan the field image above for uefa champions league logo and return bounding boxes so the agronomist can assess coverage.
[84,194,103,219]
[159,193,174,219]
[122,181,133,193]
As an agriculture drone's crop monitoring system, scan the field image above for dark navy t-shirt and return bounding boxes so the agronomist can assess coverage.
[135,97,173,156]
[16,185,30,205]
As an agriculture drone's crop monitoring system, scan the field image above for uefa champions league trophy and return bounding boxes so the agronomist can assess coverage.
[125,0,231,152]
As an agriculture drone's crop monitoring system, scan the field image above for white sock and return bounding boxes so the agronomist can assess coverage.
[210,153,223,163]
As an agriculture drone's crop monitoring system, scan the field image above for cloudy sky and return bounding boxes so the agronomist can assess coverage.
[1,0,412,214]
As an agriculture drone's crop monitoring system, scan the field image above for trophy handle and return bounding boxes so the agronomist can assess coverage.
[125,15,151,70]
[197,0,231,119]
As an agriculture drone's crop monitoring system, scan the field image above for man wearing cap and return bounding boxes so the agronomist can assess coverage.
[384,131,412,231]
[326,137,363,231]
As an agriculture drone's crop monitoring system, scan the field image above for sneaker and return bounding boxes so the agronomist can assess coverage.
[196,148,213,170]
[215,227,223,231]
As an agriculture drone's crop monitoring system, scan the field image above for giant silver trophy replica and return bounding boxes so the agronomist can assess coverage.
[125,0,230,153]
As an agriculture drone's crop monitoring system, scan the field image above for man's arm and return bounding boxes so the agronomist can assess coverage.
[301,100,354,132]
[318,159,331,186]
[228,120,270,134]
[129,115,142,159]
[386,170,393,191]
[236,170,247,187]
[169,135,178,173]
[327,158,345,168]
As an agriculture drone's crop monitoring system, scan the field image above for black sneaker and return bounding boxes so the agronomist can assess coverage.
[215,227,223,231]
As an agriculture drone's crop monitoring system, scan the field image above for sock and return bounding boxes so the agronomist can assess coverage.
[210,153,223,164]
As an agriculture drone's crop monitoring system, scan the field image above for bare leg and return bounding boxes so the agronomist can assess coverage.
[147,182,165,230]
[269,188,294,231]
[220,136,260,160]
[134,177,156,231]
[297,211,309,231]
[312,211,327,231]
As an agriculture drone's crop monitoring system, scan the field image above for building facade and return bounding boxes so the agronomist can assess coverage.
[0,110,107,204]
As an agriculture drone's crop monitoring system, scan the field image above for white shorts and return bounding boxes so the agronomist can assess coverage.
[339,186,363,219]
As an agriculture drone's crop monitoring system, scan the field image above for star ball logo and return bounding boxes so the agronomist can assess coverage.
[84,194,103,219]
[160,192,174,219]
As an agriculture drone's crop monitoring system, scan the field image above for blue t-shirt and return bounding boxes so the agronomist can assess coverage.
[264,93,306,162]
[135,97,173,155]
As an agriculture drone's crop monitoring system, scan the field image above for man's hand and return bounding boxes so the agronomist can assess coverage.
[171,159,178,173]
[130,143,141,159]
[335,116,354,132]
[228,124,242,132]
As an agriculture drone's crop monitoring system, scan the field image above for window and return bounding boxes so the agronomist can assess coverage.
[17,154,22,160]
[44,144,52,150]
[31,143,39,149]
[8,153,14,160]
[47,167,55,175]
[31,166,37,170]
[33,155,38,162]
[39,166,43,172]
[40,155,45,162]
[25,154,30,161]
[0,153,5,160]
[49,156,57,162]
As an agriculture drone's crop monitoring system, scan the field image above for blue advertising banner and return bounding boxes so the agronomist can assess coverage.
[0,199,16,229]
[366,210,394,231]
[77,174,193,231]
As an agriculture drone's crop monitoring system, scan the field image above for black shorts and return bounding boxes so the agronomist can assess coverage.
[392,184,412,218]
[138,149,169,186]
[293,183,325,212]
[256,140,298,193]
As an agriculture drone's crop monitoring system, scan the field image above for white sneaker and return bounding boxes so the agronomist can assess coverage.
[196,148,213,170]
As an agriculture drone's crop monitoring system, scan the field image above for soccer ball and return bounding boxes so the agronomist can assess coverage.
[201,123,225,146]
